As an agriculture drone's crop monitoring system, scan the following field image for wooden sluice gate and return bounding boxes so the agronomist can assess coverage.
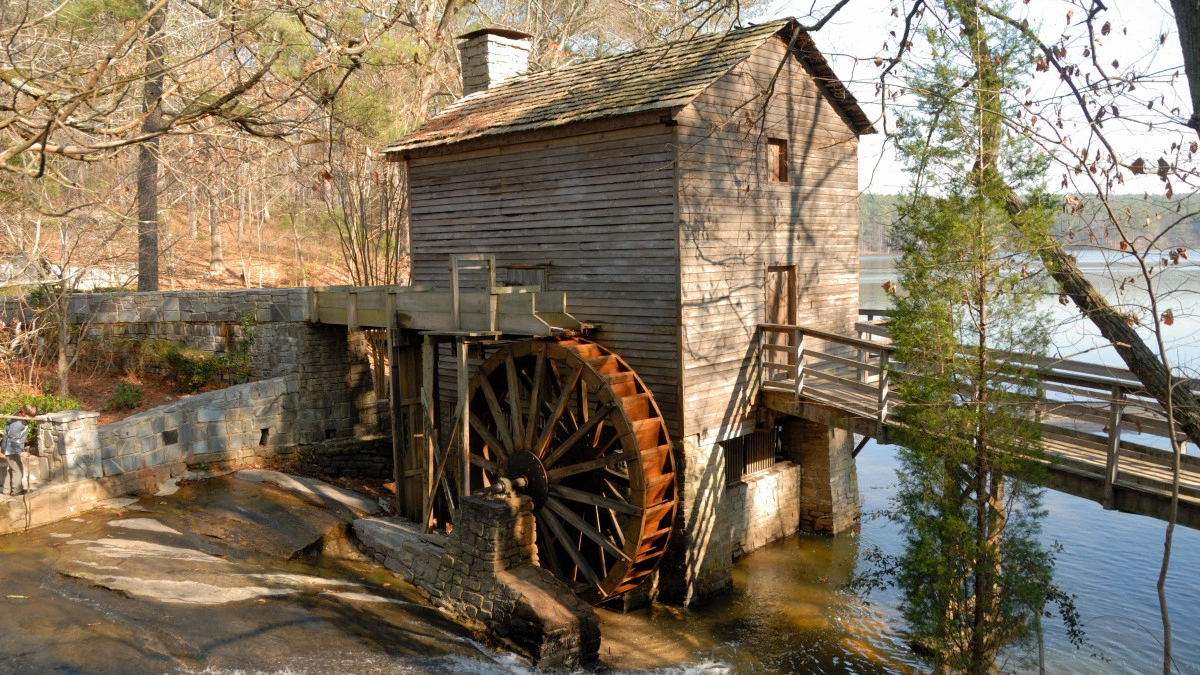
[760,311,1200,529]
[309,255,678,604]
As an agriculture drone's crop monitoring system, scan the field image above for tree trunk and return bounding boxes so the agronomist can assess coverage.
[959,0,1200,450]
[189,188,199,239]
[55,290,70,398]
[135,0,168,292]
[1004,203,1200,449]
[209,190,224,275]
[1170,0,1200,135]
[291,213,307,286]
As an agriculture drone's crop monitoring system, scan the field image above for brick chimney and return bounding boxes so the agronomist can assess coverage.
[457,28,532,96]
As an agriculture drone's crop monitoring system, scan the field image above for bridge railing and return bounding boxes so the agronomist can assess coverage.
[760,322,894,436]
[762,311,1197,510]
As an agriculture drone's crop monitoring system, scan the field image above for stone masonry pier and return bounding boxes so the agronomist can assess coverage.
[354,487,600,669]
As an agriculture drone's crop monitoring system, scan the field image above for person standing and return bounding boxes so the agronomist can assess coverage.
[2,405,35,496]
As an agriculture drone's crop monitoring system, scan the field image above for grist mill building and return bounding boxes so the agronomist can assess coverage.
[383,18,875,606]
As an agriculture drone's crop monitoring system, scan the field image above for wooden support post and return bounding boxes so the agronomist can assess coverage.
[388,333,402,513]
[308,288,320,323]
[877,351,890,438]
[486,257,498,333]
[456,337,470,498]
[1103,384,1124,510]
[346,290,359,332]
[758,328,767,386]
[421,335,436,528]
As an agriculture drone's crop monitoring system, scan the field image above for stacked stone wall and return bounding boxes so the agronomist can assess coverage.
[354,489,600,669]
[94,375,300,476]
[296,435,392,479]
[658,434,733,605]
[727,461,802,558]
[0,288,384,442]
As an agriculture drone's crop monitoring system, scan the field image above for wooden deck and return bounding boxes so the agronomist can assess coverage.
[760,315,1200,529]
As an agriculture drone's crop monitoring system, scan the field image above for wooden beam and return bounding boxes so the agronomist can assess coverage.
[456,337,470,498]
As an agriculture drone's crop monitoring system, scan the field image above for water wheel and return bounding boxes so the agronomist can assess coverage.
[465,338,677,603]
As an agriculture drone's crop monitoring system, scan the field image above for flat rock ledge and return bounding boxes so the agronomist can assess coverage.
[353,491,600,670]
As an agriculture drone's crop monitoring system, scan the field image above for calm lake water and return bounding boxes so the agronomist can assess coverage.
[599,252,1200,674]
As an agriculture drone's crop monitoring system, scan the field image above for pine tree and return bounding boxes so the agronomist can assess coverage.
[884,1,1064,671]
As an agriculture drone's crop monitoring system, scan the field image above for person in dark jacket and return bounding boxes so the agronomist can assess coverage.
[1,405,35,496]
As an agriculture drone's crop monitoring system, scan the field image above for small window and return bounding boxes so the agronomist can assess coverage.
[767,138,788,183]
[504,265,547,290]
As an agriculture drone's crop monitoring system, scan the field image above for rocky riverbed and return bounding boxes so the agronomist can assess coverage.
[0,473,521,675]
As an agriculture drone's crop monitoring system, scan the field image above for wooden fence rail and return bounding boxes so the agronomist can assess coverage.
[761,312,1199,519]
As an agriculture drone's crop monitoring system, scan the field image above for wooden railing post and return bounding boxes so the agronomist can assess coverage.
[794,328,804,397]
[1103,384,1125,510]
[877,351,890,437]
[758,326,767,386]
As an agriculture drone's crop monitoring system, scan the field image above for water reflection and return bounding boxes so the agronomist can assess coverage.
[598,253,1200,674]
[599,522,921,674]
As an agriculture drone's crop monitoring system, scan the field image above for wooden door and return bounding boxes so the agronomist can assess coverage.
[765,265,797,383]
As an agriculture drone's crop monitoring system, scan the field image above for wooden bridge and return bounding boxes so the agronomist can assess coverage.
[760,311,1200,530]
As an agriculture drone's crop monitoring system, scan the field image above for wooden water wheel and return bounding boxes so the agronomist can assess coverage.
[465,338,676,603]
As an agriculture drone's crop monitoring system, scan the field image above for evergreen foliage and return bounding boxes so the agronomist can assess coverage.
[874,0,1081,671]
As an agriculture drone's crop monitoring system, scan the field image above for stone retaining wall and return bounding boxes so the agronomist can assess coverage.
[93,375,300,476]
[296,435,393,479]
[727,461,802,559]
[1,288,383,442]
[354,489,600,669]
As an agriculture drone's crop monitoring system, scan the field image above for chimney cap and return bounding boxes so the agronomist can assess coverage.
[456,27,533,41]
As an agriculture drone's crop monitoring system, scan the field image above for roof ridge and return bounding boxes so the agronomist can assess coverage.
[443,20,787,112]
[385,17,873,154]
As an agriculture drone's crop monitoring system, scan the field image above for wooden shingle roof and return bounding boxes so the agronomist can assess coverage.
[384,19,874,155]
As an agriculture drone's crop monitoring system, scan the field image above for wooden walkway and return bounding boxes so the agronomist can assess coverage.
[759,314,1200,529]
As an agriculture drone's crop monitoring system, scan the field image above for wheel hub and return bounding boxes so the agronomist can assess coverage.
[506,449,549,509]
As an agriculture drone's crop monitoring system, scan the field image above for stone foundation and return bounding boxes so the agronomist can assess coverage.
[658,434,733,606]
[727,461,802,558]
[354,488,600,669]
[782,417,859,534]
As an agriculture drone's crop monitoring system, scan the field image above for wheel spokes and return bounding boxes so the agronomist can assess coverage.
[478,372,515,457]
[543,401,616,469]
[469,411,509,462]
[533,365,583,458]
[523,347,547,450]
[538,508,602,588]
[546,497,630,563]
[505,352,525,444]
[549,483,640,516]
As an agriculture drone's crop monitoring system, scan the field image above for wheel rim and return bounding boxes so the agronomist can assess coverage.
[466,338,677,602]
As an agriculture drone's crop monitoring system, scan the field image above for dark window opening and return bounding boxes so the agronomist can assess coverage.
[722,429,782,485]
[503,264,547,291]
[767,138,789,183]
[260,429,270,446]
[325,428,337,440]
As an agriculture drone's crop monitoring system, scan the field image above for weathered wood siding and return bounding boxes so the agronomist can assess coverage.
[406,124,683,435]
[676,36,861,443]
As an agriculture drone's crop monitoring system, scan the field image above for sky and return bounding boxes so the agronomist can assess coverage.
[763,0,1191,194]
